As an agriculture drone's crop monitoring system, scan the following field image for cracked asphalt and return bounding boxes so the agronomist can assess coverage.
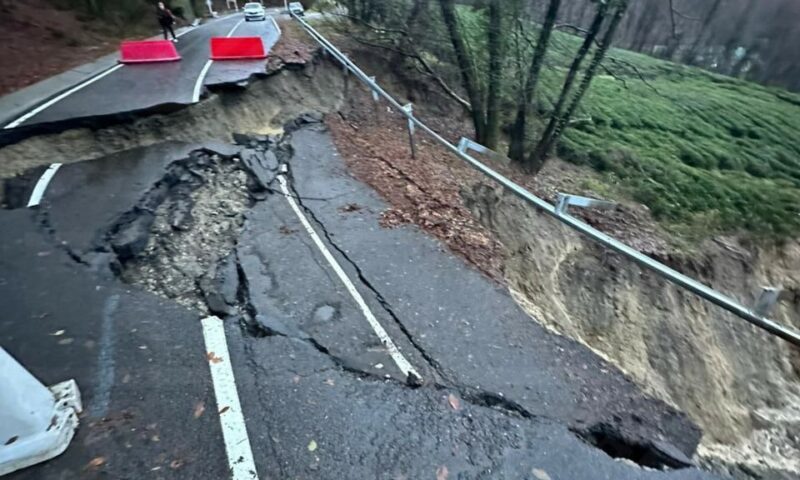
[0,119,722,479]
[0,13,280,146]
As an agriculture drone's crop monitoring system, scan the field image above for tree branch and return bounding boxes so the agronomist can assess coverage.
[328,12,411,36]
[604,56,663,95]
[347,35,472,110]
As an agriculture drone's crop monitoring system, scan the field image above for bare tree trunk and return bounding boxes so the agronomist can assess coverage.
[535,2,629,171]
[507,0,561,162]
[529,0,609,172]
[485,0,504,149]
[439,0,487,143]
[682,0,723,64]
[390,0,428,66]
[631,3,658,51]
[718,0,755,74]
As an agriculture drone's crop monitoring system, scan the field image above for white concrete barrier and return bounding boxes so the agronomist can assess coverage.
[0,348,82,476]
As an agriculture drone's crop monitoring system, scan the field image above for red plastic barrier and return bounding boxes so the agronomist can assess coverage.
[210,37,267,60]
[120,40,181,64]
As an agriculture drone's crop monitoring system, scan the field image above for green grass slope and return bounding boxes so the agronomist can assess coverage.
[538,32,800,240]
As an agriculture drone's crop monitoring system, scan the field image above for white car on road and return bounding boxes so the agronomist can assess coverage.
[244,2,266,21]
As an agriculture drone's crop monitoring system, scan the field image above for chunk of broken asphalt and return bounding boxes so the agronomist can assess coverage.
[168,197,195,231]
[200,253,240,317]
[233,132,267,148]
[646,440,694,469]
[241,149,279,191]
[198,142,242,159]
[110,212,155,262]
[284,111,324,133]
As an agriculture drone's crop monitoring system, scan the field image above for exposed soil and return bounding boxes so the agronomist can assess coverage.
[0,44,342,181]
[119,152,252,313]
[319,32,800,480]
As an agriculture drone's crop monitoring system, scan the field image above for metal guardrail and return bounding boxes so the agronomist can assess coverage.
[289,12,800,347]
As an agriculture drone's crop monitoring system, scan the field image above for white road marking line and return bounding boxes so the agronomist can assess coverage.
[270,16,281,36]
[3,65,124,129]
[193,60,214,103]
[277,175,422,380]
[176,26,195,38]
[193,18,246,103]
[227,18,246,38]
[27,163,63,207]
[201,316,259,480]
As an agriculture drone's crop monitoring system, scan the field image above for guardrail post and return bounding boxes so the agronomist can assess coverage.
[753,287,789,317]
[402,103,416,159]
[555,193,616,216]
[289,12,800,348]
[342,60,350,97]
[368,77,380,121]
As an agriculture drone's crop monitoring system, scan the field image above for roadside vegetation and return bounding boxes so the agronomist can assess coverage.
[335,0,800,242]
[537,27,800,239]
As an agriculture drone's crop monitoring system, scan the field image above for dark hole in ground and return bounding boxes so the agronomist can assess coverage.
[1,166,47,209]
[575,423,694,470]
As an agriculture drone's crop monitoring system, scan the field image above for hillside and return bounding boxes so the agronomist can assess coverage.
[546,33,800,242]
[0,0,203,96]
[451,7,800,243]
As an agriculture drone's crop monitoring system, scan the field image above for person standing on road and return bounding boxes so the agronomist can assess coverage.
[157,2,178,43]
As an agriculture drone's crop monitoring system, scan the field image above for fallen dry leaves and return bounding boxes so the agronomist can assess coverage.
[85,456,106,470]
[325,37,674,281]
[327,104,504,282]
[436,465,449,480]
[206,352,223,364]
[447,393,461,411]
[532,468,553,480]
[193,402,206,419]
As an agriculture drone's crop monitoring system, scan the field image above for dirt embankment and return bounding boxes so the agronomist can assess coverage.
[0,0,135,96]
[319,35,800,479]
[464,185,800,478]
[0,44,343,181]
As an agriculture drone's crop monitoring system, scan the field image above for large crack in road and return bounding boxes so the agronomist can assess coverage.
[0,48,722,478]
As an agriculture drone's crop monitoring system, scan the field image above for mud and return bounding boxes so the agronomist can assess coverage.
[464,184,800,479]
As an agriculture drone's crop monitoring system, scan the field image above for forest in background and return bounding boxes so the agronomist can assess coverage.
[22,0,800,241]
[337,0,800,241]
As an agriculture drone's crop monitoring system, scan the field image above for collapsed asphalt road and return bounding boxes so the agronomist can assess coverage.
[0,114,722,479]
[0,13,280,144]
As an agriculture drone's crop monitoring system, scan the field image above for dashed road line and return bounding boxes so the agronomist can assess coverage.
[227,18,246,38]
[201,316,259,480]
[27,163,63,207]
[271,16,281,36]
[277,174,422,381]
[193,60,215,103]
[192,18,246,103]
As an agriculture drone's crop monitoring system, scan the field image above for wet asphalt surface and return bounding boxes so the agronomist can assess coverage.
[0,119,723,478]
[8,13,279,131]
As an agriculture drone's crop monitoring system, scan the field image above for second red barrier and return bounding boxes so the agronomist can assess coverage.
[210,37,267,60]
